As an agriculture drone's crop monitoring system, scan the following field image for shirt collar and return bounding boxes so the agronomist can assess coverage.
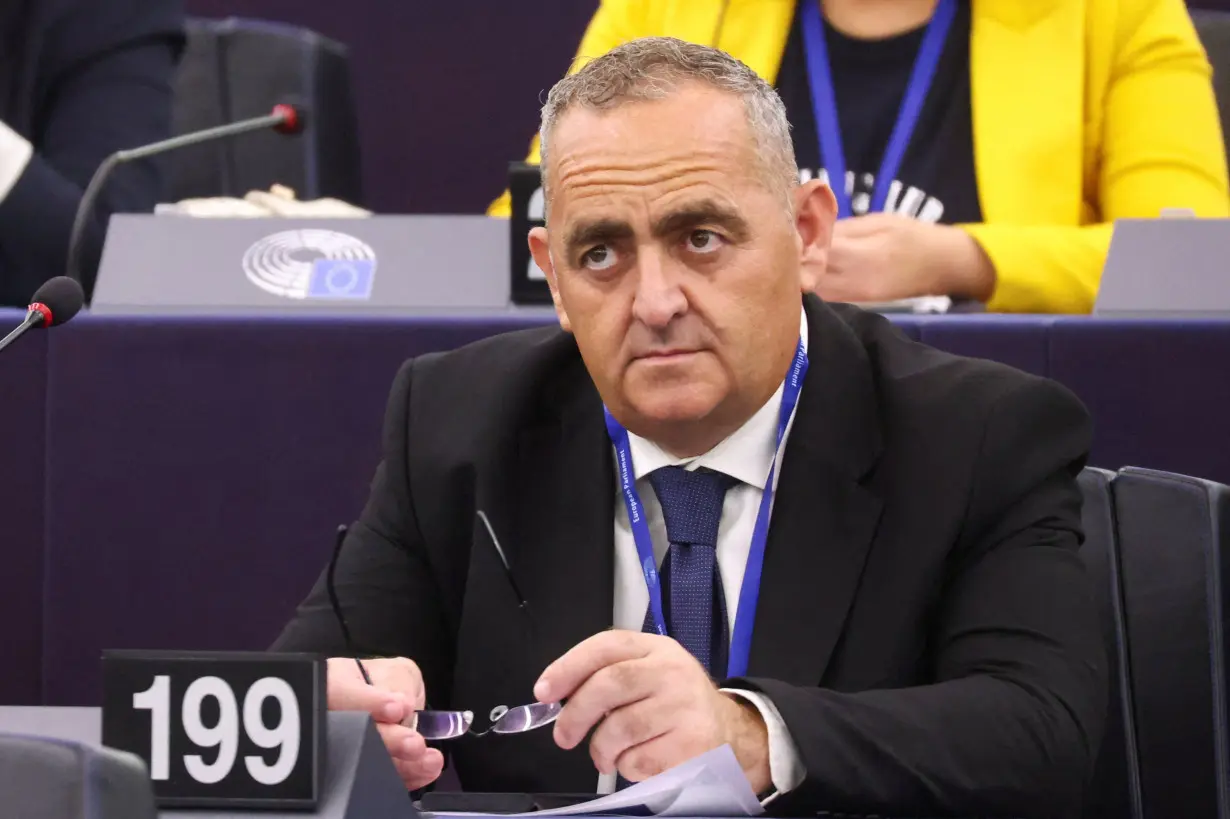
[626,305,809,488]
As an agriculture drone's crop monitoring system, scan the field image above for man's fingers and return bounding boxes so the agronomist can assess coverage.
[615,733,678,784]
[393,749,445,791]
[588,697,671,776]
[326,667,409,723]
[365,658,427,711]
[552,658,656,750]
[535,630,655,703]
[326,657,425,722]
[375,723,432,762]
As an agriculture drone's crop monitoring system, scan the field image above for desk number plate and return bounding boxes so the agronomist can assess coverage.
[102,650,325,810]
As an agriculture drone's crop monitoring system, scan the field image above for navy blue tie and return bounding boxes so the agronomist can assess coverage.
[640,466,736,677]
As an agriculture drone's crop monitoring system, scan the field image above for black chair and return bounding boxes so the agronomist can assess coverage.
[0,734,156,819]
[1077,467,1144,819]
[168,17,363,205]
[1112,467,1230,819]
[1191,10,1230,164]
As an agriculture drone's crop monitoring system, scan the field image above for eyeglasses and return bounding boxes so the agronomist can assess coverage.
[411,701,563,739]
[326,511,562,741]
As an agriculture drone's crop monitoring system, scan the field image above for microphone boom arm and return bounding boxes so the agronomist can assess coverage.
[0,311,42,355]
[65,107,295,288]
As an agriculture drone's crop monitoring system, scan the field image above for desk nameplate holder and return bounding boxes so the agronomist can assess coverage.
[1097,217,1230,316]
[0,706,413,819]
[92,214,512,315]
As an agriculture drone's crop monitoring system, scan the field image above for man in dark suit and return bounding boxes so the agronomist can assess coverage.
[274,37,1106,817]
[0,0,183,306]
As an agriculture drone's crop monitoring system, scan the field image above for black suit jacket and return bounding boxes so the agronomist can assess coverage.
[274,296,1107,818]
[0,0,184,306]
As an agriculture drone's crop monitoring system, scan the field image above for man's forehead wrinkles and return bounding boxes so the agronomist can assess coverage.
[556,161,729,191]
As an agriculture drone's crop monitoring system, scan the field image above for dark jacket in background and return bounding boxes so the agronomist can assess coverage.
[0,0,184,307]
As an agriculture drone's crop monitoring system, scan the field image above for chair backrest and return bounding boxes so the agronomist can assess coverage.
[1191,10,1230,164]
[1077,467,1144,819]
[0,734,156,819]
[1112,466,1230,819]
[169,18,363,205]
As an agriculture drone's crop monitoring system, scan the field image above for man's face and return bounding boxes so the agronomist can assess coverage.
[529,84,833,451]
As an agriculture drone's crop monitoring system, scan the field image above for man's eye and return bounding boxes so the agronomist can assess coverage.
[687,230,723,253]
[581,245,618,270]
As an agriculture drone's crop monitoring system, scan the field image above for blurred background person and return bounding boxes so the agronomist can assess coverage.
[0,0,184,307]
[489,0,1230,314]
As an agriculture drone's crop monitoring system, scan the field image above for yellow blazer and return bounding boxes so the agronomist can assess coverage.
[488,0,1229,313]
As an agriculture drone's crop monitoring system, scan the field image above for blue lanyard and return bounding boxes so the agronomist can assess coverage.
[603,340,809,678]
[801,0,957,218]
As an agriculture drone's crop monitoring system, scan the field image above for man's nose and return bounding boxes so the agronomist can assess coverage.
[631,248,687,330]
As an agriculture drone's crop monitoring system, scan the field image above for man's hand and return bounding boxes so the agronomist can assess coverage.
[534,631,771,792]
[817,214,995,303]
[327,657,444,791]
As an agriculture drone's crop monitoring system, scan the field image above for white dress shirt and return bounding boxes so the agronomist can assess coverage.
[601,308,808,798]
[0,122,34,204]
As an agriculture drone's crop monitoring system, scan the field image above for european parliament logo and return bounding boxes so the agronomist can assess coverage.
[242,229,377,300]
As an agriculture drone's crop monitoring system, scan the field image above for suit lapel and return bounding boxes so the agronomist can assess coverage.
[505,357,615,789]
[451,342,614,792]
[513,379,615,666]
[746,298,884,685]
[474,301,885,778]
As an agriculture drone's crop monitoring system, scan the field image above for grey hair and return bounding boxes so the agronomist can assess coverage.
[538,36,797,210]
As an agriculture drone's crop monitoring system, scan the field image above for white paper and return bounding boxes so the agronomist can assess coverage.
[511,745,763,817]
[854,295,953,314]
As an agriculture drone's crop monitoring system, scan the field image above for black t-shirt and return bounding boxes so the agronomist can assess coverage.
[773,0,981,224]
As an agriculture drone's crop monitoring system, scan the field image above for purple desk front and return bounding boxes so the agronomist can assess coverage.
[1049,318,1230,487]
[1,309,1227,705]
[0,323,47,705]
[34,311,550,706]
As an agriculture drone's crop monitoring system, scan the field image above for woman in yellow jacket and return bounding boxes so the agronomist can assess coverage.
[490,0,1229,313]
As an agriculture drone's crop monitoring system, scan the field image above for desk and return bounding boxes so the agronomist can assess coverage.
[1,309,1228,706]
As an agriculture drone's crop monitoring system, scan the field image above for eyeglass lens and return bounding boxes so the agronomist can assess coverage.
[410,701,562,740]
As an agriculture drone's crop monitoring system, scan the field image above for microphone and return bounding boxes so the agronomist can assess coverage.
[326,524,375,685]
[0,276,85,355]
[65,103,307,288]
[325,509,534,691]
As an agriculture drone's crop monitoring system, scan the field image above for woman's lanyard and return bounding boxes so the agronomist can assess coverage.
[603,340,809,678]
[801,0,957,218]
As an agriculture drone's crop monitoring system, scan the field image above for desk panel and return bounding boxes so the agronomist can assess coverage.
[0,311,46,704]
[1050,318,1230,485]
[914,315,1053,378]
[11,309,1230,704]
[40,313,551,704]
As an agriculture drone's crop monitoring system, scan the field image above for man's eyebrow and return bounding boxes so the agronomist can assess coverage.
[560,200,750,256]
[563,219,634,256]
[653,200,751,242]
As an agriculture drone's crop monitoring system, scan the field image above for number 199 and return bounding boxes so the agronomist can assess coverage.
[132,675,301,786]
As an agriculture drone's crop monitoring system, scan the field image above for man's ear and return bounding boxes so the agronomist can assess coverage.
[794,180,837,293]
[528,227,571,332]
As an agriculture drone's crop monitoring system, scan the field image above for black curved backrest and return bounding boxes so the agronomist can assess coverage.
[169,17,363,205]
[1113,467,1230,819]
[0,734,156,819]
[1077,467,1143,819]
